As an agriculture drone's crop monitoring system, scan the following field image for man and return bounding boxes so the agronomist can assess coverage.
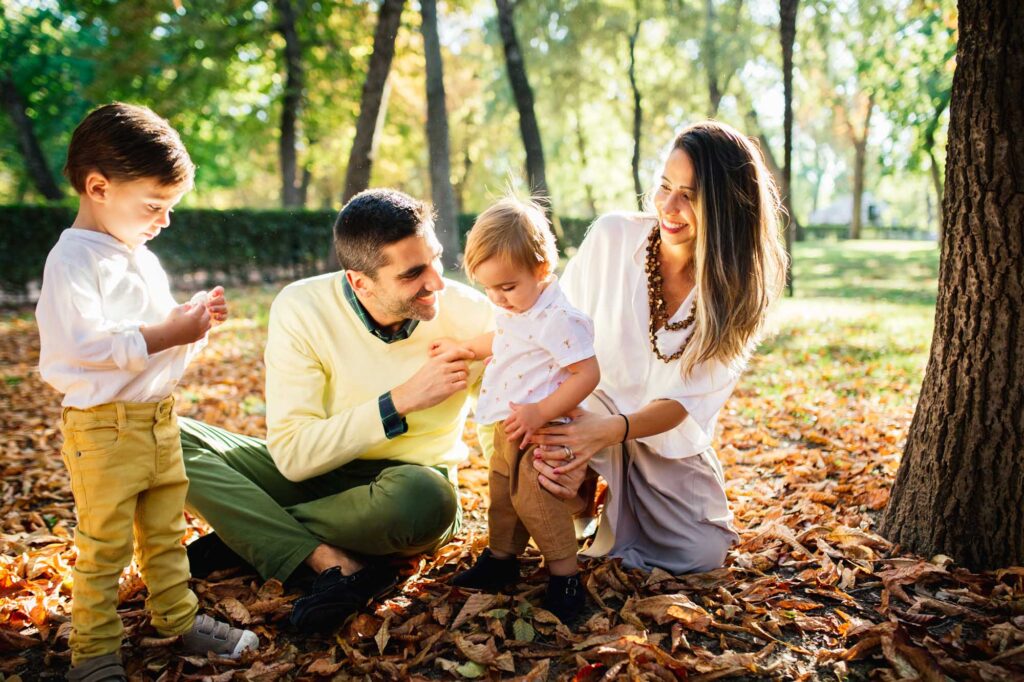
[179,189,493,631]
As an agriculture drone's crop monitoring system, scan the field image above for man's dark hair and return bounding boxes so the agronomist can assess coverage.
[64,102,195,193]
[334,189,434,277]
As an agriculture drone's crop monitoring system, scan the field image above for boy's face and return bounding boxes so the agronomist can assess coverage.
[83,173,188,249]
[473,258,548,314]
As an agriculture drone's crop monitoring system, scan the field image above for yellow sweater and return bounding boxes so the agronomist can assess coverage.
[264,272,494,482]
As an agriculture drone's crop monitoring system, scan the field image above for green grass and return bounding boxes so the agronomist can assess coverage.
[742,240,939,408]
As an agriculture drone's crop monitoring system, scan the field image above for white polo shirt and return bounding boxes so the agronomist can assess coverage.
[561,213,748,459]
[36,228,206,408]
[475,278,595,425]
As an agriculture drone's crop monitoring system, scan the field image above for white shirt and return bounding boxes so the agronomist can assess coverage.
[475,278,595,424]
[561,213,747,459]
[36,228,206,408]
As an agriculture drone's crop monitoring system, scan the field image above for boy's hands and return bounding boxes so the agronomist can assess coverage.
[205,286,228,325]
[504,401,547,447]
[166,301,212,344]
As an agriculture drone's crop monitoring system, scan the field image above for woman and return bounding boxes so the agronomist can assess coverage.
[530,121,787,574]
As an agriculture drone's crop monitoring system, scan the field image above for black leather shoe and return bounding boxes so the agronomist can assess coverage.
[450,548,520,592]
[542,573,585,624]
[289,565,399,632]
[186,533,252,579]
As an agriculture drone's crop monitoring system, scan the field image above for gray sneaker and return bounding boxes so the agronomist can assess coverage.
[181,613,258,659]
[66,653,126,682]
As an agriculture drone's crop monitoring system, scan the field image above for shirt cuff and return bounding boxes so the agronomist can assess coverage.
[378,391,409,439]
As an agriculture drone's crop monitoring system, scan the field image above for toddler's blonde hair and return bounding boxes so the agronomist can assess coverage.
[463,197,558,281]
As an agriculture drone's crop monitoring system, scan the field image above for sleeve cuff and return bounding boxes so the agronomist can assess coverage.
[378,391,409,439]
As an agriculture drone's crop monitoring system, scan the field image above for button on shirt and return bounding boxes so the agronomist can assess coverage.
[36,228,206,408]
[560,213,749,459]
[475,278,596,425]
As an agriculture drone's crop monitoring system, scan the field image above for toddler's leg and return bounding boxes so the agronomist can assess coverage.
[510,444,578,571]
[486,426,530,556]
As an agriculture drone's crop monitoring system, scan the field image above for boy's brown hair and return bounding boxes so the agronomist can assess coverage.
[463,197,558,281]
[64,102,195,193]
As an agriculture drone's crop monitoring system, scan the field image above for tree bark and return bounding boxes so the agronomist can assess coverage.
[342,0,404,204]
[275,0,304,207]
[780,0,798,294]
[628,18,644,210]
[495,0,550,205]
[879,0,1024,571]
[0,73,62,200]
[421,0,460,268]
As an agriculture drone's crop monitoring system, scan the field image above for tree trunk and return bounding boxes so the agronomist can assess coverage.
[0,73,62,200]
[780,0,798,294]
[879,0,1024,571]
[926,145,944,242]
[847,93,874,240]
[573,107,597,218]
[275,0,304,207]
[628,18,644,210]
[342,0,404,204]
[421,0,460,268]
[494,0,550,204]
[742,102,802,248]
[704,0,722,117]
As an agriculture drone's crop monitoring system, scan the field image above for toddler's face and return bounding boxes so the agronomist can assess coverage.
[89,176,188,249]
[472,258,548,314]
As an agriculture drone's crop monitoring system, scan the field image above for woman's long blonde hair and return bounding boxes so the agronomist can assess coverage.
[648,120,788,376]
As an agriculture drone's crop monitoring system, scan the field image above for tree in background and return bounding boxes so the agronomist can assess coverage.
[274,0,306,207]
[880,0,1023,570]
[342,0,404,204]
[0,3,97,201]
[627,3,644,209]
[494,0,550,206]
[780,0,798,292]
[421,0,460,266]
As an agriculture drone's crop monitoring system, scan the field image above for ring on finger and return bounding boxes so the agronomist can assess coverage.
[562,445,575,461]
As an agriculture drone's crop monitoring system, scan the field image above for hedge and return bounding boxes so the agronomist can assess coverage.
[0,205,597,299]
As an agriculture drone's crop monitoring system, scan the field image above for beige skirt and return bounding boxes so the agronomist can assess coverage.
[580,391,739,574]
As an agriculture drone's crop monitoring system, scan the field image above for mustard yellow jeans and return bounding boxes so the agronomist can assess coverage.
[59,397,198,665]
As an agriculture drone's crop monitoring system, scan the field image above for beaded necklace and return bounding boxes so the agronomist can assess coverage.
[644,222,696,363]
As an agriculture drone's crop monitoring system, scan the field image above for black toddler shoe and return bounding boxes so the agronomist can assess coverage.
[542,573,585,624]
[450,548,520,592]
[290,564,399,632]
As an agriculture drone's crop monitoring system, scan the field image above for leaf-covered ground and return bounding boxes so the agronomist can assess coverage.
[2,241,1023,680]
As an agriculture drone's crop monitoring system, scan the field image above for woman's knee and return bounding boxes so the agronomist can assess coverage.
[680,526,732,573]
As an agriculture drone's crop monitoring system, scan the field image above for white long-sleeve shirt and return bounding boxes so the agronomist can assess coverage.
[36,228,205,408]
[561,212,748,459]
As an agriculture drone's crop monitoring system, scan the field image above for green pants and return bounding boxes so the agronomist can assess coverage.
[179,418,461,582]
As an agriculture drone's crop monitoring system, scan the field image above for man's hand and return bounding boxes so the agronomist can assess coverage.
[504,401,547,447]
[391,347,475,415]
[205,285,228,325]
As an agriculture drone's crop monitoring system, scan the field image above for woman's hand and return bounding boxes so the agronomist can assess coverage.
[528,407,625,497]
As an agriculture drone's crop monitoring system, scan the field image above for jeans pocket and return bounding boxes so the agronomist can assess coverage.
[73,422,123,458]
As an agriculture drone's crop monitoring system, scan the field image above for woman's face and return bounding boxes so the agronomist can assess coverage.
[653,148,699,249]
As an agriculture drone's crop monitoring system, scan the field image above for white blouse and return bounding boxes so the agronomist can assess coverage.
[475,278,595,424]
[36,228,206,408]
[560,212,746,459]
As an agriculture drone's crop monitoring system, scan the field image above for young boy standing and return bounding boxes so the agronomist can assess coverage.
[36,103,257,681]
[437,197,600,623]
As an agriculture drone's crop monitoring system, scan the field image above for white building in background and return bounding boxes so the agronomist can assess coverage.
[809,192,888,227]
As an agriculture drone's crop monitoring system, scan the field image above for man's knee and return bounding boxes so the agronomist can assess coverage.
[378,465,459,547]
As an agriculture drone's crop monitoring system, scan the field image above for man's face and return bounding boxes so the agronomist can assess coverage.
[360,229,446,325]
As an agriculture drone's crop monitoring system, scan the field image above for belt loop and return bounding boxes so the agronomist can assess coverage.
[61,406,70,423]
[116,402,127,430]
